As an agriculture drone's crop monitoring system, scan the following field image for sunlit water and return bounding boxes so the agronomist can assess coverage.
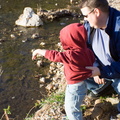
[0,0,80,119]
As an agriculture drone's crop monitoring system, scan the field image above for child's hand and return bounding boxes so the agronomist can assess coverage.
[32,49,41,60]
[32,49,46,60]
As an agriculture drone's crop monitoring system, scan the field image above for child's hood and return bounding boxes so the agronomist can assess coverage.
[60,23,87,50]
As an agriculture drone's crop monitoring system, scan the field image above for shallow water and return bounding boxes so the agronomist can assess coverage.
[0,0,80,119]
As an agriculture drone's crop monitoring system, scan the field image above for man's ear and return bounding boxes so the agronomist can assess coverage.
[94,8,101,17]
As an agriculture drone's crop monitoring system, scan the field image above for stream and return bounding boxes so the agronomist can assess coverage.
[0,0,80,119]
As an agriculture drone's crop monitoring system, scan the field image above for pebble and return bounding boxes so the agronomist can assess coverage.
[22,39,28,42]
[31,33,40,39]
[10,34,16,38]
[37,60,44,67]
[40,42,45,46]
[39,77,46,83]
[117,113,120,119]
[60,23,66,26]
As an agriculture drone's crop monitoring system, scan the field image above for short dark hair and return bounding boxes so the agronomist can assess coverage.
[79,0,109,12]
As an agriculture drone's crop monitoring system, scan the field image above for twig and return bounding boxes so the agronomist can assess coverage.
[4,111,9,120]
[25,106,36,119]
[0,113,5,120]
[0,111,10,120]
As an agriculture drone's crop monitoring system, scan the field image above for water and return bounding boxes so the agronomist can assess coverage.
[0,0,80,119]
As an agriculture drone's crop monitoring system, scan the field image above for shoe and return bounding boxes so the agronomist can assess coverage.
[87,81,116,98]
[87,91,99,99]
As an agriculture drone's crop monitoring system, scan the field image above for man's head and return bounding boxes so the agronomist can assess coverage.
[79,0,109,29]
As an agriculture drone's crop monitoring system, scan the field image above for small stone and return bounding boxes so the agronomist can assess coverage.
[31,49,35,53]
[10,34,16,38]
[60,23,66,26]
[53,84,59,90]
[12,96,15,99]
[22,39,28,42]
[39,84,44,88]
[34,74,42,78]
[117,113,120,119]
[46,84,53,90]
[39,77,46,83]
[55,3,58,6]
[40,42,45,46]
[37,60,44,67]
[31,33,40,39]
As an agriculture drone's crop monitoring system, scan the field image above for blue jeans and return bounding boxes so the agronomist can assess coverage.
[85,78,120,94]
[65,81,87,120]
[86,78,120,112]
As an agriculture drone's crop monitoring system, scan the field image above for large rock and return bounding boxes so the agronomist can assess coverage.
[15,7,43,27]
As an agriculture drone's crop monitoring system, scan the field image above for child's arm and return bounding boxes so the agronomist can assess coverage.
[32,49,46,60]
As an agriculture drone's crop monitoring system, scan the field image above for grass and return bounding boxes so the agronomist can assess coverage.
[40,92,65,107]
[24,92,65,120]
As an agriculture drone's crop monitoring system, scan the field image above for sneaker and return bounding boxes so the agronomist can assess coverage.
[87,81,116,99]
[87,91,99,99]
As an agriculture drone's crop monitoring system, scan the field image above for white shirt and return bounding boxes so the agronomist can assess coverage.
[92,29,114,66]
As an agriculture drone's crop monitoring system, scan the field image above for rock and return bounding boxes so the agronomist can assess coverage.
[15,7,43,27]
[37,8,76,21]
[70,0,79,5]
[39,77,46,83]
[32,104,50,120]
[22,38,29,42]
[91,99,112,120]
[117,113,120,119]
[10,34,16,39]
[60,22,66,26]
[37,60,44,67]
[31,33,40,39]
[45,84,53,91]
[40,42,45,46]
[106,97,119,105]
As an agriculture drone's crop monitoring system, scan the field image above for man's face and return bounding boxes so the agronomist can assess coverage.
[81,7,99,28]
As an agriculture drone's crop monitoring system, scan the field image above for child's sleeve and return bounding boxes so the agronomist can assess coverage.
[45,50,63,62]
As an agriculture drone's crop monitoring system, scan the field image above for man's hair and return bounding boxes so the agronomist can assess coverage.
[79,0,109,12]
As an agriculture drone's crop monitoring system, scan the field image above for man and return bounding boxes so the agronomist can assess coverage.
[79,0,120,112]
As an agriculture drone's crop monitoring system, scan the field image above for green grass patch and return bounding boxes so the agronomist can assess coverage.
[40,92,65,107]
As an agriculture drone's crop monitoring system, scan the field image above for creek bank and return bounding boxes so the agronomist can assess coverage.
[30,0,120,120]
[37,6,81,22]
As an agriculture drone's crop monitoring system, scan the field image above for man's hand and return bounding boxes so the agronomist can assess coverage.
[86,66,105,84]
[93,76,105,84]
[86,66,101,77]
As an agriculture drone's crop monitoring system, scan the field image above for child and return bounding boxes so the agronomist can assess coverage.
[32,23,95,120]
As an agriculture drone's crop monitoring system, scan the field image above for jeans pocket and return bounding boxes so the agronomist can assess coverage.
[67,82,87,96]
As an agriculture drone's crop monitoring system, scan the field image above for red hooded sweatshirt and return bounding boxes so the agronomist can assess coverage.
[45,23,95,84]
